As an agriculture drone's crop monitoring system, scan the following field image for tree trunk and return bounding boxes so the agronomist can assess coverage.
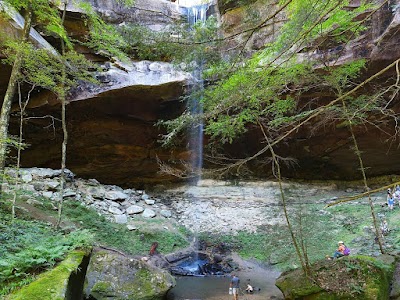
[340,98,384,254]
[56,0,68,228]
[259,122,310,275]
[0,4,33,195]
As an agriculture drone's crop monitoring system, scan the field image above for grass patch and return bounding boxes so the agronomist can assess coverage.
[62,201,189,255]
[0,192,189,296]
[7,250,89,300]
[0,202,92,296]
[200,197,400,271]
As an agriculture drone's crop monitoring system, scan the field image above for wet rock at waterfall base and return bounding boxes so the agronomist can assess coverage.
[169,252,231,277]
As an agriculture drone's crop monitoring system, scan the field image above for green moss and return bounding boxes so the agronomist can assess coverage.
[276,268,324,298]
[124,267,174,300]
[85,250,175,300]
[8,250,89,300]
[91,281,113,296]
[276,256,396,300]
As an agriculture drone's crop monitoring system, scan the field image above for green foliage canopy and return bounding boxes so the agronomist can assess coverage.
[161,0,388,157]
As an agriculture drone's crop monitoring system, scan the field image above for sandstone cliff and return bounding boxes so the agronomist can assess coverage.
[0,0,399,186]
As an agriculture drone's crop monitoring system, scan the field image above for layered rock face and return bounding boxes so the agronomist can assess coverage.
[1,0,191,187]
[1,0,400,186]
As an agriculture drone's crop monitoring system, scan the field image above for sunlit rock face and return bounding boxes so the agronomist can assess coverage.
[219,0,284,52]
[65,0,182,30]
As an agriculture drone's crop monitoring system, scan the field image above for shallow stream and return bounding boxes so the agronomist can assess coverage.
[167,259,283,300]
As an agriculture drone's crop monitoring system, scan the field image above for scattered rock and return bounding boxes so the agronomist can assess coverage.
[42,191,53,198]
[88,178,100,185]
[160,209,172,218]
[33,182,45,191]
[87,186,104,199]
[145,199,156,205]
[109,206,123,215]
[114,214,128,224]
[105,190,129,201]
[21,173,33,183]
[142,209,156,218]
[126,205,144,214]
[127,224,138,230]
[63,189,77,198]
[46,181,60,190]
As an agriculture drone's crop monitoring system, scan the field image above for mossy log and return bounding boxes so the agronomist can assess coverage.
[7,249,90,300]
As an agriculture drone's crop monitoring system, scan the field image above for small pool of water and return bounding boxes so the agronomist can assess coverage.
[166,267,283,300]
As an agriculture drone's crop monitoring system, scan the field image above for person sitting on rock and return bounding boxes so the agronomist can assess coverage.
[328,241,345,259]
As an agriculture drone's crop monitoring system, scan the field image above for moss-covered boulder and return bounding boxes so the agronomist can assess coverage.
[84,248,175,300]
[276,255,395,300]
[7,250,90,300]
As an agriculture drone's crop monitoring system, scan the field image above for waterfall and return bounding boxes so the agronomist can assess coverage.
[179,2,211,263]
[181,2,210,184]
[184,4,209,25]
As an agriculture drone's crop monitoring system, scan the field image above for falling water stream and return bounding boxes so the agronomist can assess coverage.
[182,3,208,184]
[167,2,284,299]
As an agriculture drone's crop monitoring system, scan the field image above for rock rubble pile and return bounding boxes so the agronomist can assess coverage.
[4,168,174,230]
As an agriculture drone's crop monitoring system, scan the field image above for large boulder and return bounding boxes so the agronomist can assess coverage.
[8,250,90,300]
[84,248,175,300]
[275,255,395,300]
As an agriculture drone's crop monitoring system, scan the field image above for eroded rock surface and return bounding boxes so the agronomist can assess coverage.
[1,0,400,186]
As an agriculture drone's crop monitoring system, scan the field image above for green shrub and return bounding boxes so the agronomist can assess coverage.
[0,217,93,296]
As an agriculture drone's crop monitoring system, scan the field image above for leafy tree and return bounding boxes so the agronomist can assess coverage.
[161,0,399,271]
[0,0,134,226]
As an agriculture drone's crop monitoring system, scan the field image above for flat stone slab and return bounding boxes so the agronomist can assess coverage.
[127,205,144,214]
[109,206,123,215]
[105,190,129,201]
[142,209,156,218]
